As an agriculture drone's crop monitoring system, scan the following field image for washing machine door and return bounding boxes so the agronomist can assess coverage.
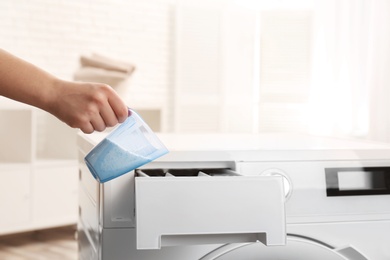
[200,235,368,260]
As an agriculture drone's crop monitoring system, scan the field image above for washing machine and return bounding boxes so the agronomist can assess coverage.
[77,133,390,260]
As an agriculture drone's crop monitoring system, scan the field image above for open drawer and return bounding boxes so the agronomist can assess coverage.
[135,168,286,249]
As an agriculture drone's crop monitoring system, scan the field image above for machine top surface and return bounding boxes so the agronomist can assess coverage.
[80,132,390,162]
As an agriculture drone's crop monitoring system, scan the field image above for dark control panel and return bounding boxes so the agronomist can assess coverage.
[326,167,390,196]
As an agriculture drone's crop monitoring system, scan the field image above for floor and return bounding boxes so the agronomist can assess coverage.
[0,225,77,260]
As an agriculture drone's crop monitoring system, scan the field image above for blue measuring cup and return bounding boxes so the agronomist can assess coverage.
[84,109,168,183]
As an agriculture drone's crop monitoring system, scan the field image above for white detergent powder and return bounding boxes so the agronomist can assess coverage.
[89,139,150,182]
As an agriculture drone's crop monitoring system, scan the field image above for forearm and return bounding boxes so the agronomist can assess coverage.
[0,48,59,111]
[0,48,129,133]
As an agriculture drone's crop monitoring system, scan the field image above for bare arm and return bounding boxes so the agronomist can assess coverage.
[0,49,128,133]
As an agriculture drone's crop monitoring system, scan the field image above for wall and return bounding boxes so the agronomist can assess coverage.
[2,0,388,141]
[0,0,175,131]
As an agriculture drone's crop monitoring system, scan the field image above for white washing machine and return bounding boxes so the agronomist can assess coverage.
[77,133,390,260]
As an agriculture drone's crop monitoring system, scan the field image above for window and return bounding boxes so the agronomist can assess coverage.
[173,4,313,134]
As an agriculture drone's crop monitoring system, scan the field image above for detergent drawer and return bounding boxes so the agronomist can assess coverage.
[135,168,286,250]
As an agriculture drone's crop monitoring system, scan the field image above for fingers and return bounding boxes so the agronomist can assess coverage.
[80,110,115,134]
[55,82,129,134]
[99,100,120,128]
[79,122,95,134]
[108,93,129,123]
[86,85,128,133]
[90,114,107,132]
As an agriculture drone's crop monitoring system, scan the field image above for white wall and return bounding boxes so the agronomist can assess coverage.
[2,0,390,141]
[0,0,175,131]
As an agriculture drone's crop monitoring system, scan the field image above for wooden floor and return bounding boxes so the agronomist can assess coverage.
[0,226,77,260]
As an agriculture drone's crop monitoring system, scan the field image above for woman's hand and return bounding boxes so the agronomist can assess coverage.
[47,80,129,134]
[0,49,129,133]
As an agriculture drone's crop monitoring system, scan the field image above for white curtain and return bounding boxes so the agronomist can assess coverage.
[308,0,390,142]
[366,0,390,142]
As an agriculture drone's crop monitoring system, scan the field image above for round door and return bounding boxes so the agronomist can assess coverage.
[200,235,368,260]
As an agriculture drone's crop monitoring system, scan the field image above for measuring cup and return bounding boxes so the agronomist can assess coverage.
[84,109,168,183]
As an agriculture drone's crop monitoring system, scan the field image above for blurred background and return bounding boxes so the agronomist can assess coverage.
[1,0,389,141]
[1,0,390,258]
